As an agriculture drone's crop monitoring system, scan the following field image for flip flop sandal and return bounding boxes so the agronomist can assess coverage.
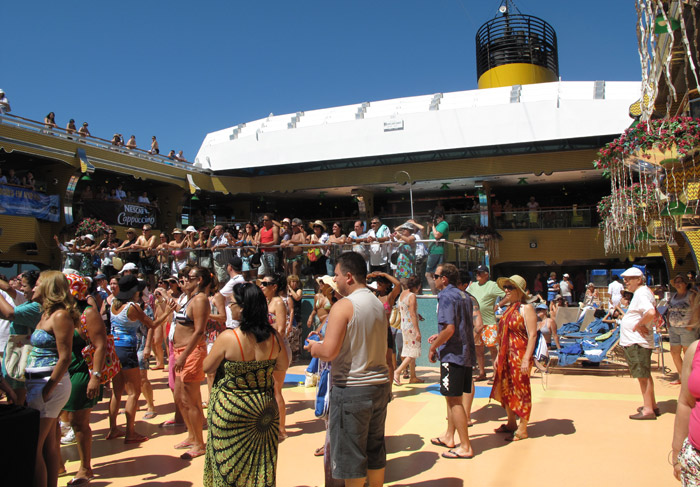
[441,449,474,459]
[430,438,456,448]
[505,432,528,442]
[143,412,157,420]
[314,447,325,457]
[67,478,91,486]
[181,450,205,460]
[175,441,194,449]
[494,424,516,434]
[124,436,149,444]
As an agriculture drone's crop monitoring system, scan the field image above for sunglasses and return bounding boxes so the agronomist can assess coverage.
[261,281,274,287]
[502,285,516,291]
[433,274,444,279]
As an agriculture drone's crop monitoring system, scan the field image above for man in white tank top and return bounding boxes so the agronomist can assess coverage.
[306,252,390,487]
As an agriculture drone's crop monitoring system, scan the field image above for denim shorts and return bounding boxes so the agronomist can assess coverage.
[669,326,700,348]
[426,254,444,273]
[115,346,139,370]
[329,382,391,479]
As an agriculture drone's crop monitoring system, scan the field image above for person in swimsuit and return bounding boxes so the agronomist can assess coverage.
[260,271,291,441]
[24,271,78,487]
[107,275,171,444]
[169,228,192,275]
[172,266,211,459]
[535,303,560,350]
[367,271,401,384]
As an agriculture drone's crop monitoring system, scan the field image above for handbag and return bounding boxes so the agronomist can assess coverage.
[4,334,32,382]
[79,313,121,383]
[307,247,322,262]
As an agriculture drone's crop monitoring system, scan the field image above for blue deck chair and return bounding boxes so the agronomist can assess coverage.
[557,313,587,335]
[552,328,621,367]
[560,318,611,339]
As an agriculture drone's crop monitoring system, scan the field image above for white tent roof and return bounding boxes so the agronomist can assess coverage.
[195,81,641,172]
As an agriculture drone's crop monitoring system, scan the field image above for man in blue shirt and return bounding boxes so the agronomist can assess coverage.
[428,263,476,459]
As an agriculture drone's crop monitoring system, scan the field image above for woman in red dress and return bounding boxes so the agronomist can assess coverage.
[490,274,538,441]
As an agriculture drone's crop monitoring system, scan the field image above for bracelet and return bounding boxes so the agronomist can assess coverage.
[669,449,680,466]
[91,370,102,379]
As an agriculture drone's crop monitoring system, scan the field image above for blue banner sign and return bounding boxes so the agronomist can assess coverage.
[0,184,60,222]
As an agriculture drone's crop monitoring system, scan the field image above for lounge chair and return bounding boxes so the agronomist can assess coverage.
[551,328,621,367]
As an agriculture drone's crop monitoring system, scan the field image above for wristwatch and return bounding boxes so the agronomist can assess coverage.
[91,370,102,379]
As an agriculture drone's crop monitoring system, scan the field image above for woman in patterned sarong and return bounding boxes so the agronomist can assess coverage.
[203,282,289,487]
[490,274,537,441]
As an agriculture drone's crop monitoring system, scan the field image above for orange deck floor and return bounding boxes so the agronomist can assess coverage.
[57,356,679,487]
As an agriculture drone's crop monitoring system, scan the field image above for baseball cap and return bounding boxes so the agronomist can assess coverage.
[475,265,489,274]
[563,273,570,278]
[621,267,644,278]
[535,303,548,311]
[119,262,138,274]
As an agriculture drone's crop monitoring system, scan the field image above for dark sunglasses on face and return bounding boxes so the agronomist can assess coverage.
[433,274,443,279]
[261,281,274,287]
[503,285,516,291]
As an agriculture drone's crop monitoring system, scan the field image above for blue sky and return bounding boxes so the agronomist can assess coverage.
[3,1,641,161]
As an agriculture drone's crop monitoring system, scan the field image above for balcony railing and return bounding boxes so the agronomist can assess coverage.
[0,113,203,172]
[492,206,594,230]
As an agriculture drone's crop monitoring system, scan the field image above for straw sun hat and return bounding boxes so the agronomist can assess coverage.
[496,274,530,299]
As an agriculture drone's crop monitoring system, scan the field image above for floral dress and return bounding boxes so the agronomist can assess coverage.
[395,242,415,279]
[398,293,421,358]
[489,303,532,420]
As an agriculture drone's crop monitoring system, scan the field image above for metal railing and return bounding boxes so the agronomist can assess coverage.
[492,207,594,229]
[0,113,202,172]
[59,239,484,278]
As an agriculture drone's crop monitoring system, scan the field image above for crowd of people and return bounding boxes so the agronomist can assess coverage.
[5,206,700,485]
[0,167,36,190]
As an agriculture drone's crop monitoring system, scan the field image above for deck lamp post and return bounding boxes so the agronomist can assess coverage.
[394,170,414,221]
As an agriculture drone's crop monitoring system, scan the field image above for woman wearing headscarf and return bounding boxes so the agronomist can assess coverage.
[62,274,108,485]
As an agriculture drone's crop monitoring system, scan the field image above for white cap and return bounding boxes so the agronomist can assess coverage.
[621,267,644,278]
[119,262,138,273]
[563,273,570,278]
[64,239,76,246]
[367,281,379,290]
[84,234,95,241]
[184,225,197,233]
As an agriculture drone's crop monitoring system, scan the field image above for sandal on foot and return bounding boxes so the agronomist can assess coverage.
[636,406,661,416]
[180,449,205,460]
[105,431,125,440]
[494,424,516,434]
[474,375,487,382]
[160,420,184,428]
[505,432,528,442]
[67,478,91,486]
[441,449,474,459]
[143,412,157,420]
[430,438,456,448]
[175,440,194,449]
[124,435,149,444]
[314,447,325,457]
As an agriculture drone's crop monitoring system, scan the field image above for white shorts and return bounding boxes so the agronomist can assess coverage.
[26,373,72,419]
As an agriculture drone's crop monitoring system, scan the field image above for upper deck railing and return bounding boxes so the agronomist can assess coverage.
[0,113,205,173]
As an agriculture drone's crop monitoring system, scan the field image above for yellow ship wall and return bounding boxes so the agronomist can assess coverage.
[492,228,662,265]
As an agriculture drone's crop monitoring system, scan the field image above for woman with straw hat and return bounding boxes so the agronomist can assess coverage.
[490,274,537,441]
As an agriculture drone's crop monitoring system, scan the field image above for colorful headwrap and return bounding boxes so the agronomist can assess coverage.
[65,273,89,301]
